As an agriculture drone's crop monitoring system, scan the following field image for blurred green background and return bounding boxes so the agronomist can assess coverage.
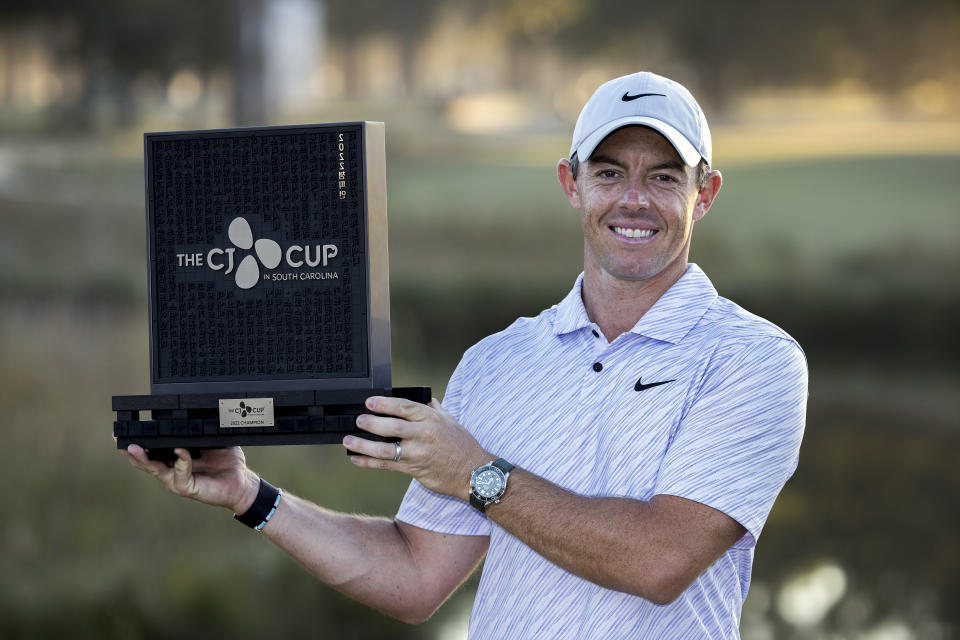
[1,1,958,639]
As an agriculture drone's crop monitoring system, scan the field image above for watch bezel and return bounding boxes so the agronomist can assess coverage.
[471,465,507,499]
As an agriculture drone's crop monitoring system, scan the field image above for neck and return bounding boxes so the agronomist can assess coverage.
[581,261,688,342]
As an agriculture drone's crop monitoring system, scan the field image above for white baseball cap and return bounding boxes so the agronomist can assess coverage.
[570,71,712,167]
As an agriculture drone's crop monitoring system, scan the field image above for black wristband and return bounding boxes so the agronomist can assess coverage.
[234,478,282,531]
[469,491,486,512]
[492,459,514,474]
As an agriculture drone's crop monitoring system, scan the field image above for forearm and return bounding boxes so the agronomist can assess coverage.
[121,444,481,624]
[334,394,747,606]
[344,398,705,603]
[484,469,721,604]
[259,492,430,623]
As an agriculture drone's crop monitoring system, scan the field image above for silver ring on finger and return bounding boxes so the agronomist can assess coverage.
[393,441,402,462]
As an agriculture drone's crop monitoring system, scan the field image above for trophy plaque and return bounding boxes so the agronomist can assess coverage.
[113,122,429,460]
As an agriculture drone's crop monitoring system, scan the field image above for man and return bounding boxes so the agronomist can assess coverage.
[122,71,807,638]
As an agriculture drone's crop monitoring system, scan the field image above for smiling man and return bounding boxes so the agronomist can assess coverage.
[122,72,807,639]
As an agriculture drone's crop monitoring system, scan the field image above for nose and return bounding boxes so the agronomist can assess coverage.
[618,180,650,210]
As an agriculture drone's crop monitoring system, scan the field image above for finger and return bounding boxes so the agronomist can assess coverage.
[122,444,170,477]
[343,435,399,461]
[365,396,428,421]
[172,448,196,496]
[430,397,453,418]
[187,447,231,470]
[355,413,410,438]
[347,447,401,472]
[126,443,147,460]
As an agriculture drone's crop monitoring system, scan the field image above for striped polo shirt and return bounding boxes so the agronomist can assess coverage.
[396,264,808,639]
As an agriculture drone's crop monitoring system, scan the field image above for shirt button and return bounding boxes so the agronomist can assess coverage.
[592,362,603,372]
[592,329,600,338]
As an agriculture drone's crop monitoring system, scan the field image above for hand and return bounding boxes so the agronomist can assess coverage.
[344,397,491,501]
[119,443,260,513]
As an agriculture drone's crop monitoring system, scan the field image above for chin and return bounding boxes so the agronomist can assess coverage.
[601,257,683,284]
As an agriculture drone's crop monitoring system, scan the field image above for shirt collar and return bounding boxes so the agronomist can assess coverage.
[552,264,718,344]
[552,272,594,335]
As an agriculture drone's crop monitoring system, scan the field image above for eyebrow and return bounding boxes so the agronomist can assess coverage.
[588,154,624,168]
[649,160,686,172]
[587,156,686,173]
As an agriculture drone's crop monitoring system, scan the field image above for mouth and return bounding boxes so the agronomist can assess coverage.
[610,225,658,241]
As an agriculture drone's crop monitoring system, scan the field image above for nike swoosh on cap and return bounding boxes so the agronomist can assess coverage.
[621,92,666,102]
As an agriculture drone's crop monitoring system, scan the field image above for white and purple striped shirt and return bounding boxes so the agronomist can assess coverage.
[397,264,807,639]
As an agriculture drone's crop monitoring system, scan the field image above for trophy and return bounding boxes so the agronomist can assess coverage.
[112,122,429,461]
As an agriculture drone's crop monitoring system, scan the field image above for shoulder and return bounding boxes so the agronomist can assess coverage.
[457,305,559,375]
[703,295,802,348]
[693,295,807,376]
[444,304,559,411]
[677,296,808,432]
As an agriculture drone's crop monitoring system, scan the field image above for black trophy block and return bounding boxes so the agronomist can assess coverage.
[113,122,429,460]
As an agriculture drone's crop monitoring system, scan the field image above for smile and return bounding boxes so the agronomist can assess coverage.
[612,226,657,239]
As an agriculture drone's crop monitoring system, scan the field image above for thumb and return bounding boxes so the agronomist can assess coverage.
[431,397,451,417]
[172,448,196,496]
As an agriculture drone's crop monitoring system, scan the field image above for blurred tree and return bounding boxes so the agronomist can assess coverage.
[544,0,960,108]
[0,0,233,127]
[1,0,958,122]
[324,0,442,96]
[231,0,266,125]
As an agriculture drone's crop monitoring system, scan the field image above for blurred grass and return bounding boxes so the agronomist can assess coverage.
[700,155,960,286]
[388,154,960,292]
[0,138,958,637]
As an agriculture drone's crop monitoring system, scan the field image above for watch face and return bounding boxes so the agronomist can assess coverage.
[473,467,505,499]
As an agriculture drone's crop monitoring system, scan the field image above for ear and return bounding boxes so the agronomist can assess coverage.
[692,170,722,222]
[557,158,582,210]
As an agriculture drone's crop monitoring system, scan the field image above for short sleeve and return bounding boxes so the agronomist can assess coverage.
[654,336,807,548]
[395,350,492,536]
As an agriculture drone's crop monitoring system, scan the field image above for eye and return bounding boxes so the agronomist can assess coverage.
[596,169,619,179]
[654,174,679,183]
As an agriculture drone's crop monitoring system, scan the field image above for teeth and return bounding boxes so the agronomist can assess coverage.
[613,226,655,239]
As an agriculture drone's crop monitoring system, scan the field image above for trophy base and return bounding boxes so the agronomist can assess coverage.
[113,387,431,461]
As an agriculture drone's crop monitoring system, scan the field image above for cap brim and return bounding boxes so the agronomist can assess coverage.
[574,116,703,167]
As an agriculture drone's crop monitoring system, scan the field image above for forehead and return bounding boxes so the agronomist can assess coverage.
[588,125,682,165]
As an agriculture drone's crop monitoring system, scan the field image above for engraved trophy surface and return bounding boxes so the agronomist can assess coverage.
[113,122,429,460]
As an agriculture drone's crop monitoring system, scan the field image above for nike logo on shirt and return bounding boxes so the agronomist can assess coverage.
[634,377,675,391]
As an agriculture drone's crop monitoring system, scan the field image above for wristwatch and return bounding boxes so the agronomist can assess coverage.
[469,459,515,512]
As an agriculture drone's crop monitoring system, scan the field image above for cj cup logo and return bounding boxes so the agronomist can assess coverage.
[175,216,339,289]
[233,401,264,418]
[227,217,281,289]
